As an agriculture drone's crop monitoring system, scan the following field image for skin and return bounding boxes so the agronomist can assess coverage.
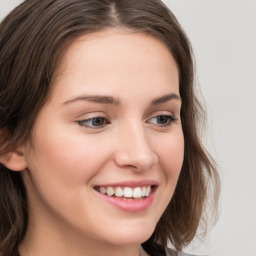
[16,30,184,256]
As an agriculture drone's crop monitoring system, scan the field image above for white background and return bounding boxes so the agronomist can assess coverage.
[1,1,256,256]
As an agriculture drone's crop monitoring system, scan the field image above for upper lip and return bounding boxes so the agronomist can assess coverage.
[94,179,158,188]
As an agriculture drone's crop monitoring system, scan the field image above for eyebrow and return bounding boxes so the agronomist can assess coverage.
[63,93,181,106]
[63,95,120,105]
[151,93,181,105]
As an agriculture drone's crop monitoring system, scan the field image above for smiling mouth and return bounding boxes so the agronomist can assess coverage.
[94,185,155,200]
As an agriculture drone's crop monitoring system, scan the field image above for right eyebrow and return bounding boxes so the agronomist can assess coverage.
[151,93,181,105]
[63,95,120,106]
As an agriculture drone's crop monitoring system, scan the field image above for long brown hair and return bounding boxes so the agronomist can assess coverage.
[0,0,220,255]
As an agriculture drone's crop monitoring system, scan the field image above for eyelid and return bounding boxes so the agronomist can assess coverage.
[76,112,111,129]
[146,111,177,126]
[146,110,176,120]
[75,111,109,119]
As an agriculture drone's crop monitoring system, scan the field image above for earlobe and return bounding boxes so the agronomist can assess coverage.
[0,149,27,171]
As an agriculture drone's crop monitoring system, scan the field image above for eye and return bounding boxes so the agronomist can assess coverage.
[148,114,176,126]
[77,116,110,129]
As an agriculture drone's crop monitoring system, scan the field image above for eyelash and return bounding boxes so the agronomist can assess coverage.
[148,114,176,126]
[77,114,176,129]
[77,114,110,129]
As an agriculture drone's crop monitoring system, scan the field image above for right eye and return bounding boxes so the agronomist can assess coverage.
[77,116,110,129]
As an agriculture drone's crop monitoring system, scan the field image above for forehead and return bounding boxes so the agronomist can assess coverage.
[50,29,179,102]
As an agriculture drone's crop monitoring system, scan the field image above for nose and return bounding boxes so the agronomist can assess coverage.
[113,120,159,172]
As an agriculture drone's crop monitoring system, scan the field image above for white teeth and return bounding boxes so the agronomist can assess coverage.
[123,187,133,198]
[133,187,142,198]
[115,187,123,197]
[146,186,151,196]
[141,187,146,197]
[97,185,153,199]
[107,187,115,196]
[100,187,107,194]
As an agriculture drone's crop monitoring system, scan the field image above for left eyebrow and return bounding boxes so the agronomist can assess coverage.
[151,93,181,105]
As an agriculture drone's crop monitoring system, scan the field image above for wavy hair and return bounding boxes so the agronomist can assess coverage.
[0,0,220,255]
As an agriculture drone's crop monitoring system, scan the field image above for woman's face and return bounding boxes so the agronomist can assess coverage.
[22,30,184,250]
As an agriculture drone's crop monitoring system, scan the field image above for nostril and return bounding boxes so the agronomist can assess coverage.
[113,143,158,171]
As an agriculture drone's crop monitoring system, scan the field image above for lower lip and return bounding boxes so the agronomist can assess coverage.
[95,188,156,213]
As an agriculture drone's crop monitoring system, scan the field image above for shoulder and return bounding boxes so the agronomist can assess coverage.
[165,247,209,256]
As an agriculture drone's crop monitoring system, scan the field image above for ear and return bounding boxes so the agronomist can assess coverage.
[0,147,27,171]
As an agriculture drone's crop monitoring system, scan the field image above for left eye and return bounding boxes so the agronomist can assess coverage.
[149,115,176,126]
[78,117,109,128]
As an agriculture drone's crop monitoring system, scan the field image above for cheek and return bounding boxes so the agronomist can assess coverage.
[158,131,184,165]
[27,121,112,189]
[24,130,113,220]
[149,130,184,221]
[157,130,184,180]
[37,137,110,184]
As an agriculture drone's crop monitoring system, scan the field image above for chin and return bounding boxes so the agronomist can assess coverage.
[103,221,156,246]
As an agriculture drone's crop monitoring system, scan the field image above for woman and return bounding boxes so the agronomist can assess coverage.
[0,0,220,255]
